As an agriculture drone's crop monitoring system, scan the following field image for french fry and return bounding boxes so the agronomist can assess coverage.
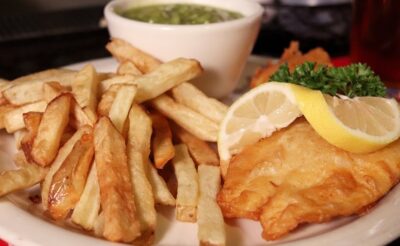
[172,144,199,222]
[117,60,143,76]
[3,82,45,106]
[0,104,17,129]
[48,132,94,220]
[0,79,10,105]
[83,107,97,125]
[0,154,48,197]
[31,94,72,166]
[3,69,77,106]
[20,112,42,162]
[150,113,175,169]
[3,101,47,133]
[106,38,162,74]
[70,98,96,129]
[13,150,29,167]
[127,104,156,235]
[0,78,9,87]
[146,159,176,206]
[151,95,218,142]
[13,130,27,150]
[0,80,11,105]
[134,58,203,103]
[60,127,75,147]
[109,84,137,133]
[12,68,76,84]
[43,81,68,103]
[41,125,92,210]
[71,64,99,114]
[0,93,8,106]
[171,82,228,124]
[97,84,122,116]
[99,74,137,94]
[94,117,141,242]
[173,124,219,166]
[93,211,105,237]
[71,162,101,231]
[197,165,225,246]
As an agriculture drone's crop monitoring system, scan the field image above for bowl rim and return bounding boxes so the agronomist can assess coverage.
[104,0,264,31]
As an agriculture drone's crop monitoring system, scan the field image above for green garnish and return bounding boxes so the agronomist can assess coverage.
[269,62,387,97]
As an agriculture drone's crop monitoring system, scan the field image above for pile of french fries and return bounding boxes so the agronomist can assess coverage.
[0,38,228,245]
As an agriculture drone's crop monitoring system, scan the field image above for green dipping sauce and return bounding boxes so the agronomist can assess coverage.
[121,4,243,25]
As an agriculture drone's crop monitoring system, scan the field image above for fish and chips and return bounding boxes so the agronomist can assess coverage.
[0,38,399,246]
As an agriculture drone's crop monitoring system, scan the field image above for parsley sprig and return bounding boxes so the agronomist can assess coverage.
[270,62,387,97]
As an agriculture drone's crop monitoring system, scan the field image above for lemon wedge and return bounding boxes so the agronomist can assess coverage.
[290,84,400,153]
[218,82,302,176]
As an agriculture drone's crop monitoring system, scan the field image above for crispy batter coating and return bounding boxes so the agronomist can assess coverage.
[217,118,400,240]
[250,41,332,88]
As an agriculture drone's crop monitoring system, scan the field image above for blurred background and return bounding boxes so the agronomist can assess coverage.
[0,0,353,80]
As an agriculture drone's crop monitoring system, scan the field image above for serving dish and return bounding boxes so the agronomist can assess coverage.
[1,56,400,246]
[105,0,263,98]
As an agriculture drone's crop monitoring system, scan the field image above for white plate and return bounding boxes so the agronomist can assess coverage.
[1,57,400,246]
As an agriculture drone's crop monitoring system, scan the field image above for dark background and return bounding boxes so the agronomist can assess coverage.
[0,0,351,80]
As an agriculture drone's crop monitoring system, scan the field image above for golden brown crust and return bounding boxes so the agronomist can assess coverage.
[250,41,332,88]
[218,118,400,240]
[94,117,141,242]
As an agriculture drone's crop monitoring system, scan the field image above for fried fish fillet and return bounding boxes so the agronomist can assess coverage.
[250,41,332,88]
[217,118,400,240]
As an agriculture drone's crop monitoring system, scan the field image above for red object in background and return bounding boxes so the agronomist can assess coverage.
[351,0,400,88]
[332,56,351,67]
[0,239,7,246]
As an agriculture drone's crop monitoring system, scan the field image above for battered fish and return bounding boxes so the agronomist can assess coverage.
[250,41,332,88]
[217,118,400,240]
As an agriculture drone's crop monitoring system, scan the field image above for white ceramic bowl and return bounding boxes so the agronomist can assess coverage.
[104,0,263,98]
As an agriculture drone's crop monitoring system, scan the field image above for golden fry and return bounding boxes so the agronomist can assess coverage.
[43,81,68,103]
[3,69,77,106]
[12,68,76,84]
[0,155,48,197]
[13,129,27,150]
[93,211,105,237]
[172,82,228,124]
[71,64,99,113]
[151,113,175,169]
[197,165,225,246]
[106,38,162,74]
[0,78,10,88]
[70,98,96,129]
[174,124,219,166]
[109,84,137,133]
[97,84,122,116]
[31,94,72,166]
[41,125,92,210]
[20,112,42,162]
[71,162,101,231]
[147,159,176,206]
[151,95,218,142]
[0,104,16,129]
[48,132,94,220]
[94,117,141,242]
[117,60,143,76]
[3,101,47,133]
[135,58,203,103]
[172,144,199,222]
[127,105,156,235]
[99,74,137,94]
